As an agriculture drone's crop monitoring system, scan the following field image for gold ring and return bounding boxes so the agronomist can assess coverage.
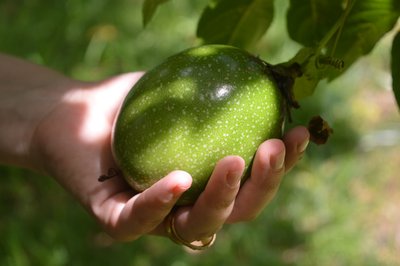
[165,212,216,251]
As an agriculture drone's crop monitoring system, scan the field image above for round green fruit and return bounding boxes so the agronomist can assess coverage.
[112,44,285,205]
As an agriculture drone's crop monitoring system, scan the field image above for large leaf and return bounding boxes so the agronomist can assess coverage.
[142,0,170,27]
[197,0,274,50]
[392,31,400,111]
[286,0,400,99]
[287,0,343,47]
[329,0,400,78]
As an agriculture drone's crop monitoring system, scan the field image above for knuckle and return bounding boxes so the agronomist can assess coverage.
[141,189,172,212]
[208,197,234,211]
[134,212,164,232]
[263,177,281,191]
[256,170,283,191]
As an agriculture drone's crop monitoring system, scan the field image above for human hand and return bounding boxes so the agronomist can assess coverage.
[27,71,309,248]
[156,125,309,249]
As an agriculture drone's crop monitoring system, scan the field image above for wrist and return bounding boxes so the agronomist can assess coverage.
[0,54,74,170]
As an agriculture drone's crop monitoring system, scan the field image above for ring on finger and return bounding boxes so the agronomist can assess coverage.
[165,211,216,251]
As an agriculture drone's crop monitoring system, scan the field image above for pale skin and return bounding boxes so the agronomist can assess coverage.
[0,53,310,244]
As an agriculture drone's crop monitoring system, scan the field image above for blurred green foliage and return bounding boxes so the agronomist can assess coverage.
[1,0,399,265]
[0,0,207,79]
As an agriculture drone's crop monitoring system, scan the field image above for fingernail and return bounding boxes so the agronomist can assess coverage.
[298,139,309,153]
[163,172,192,203]
[271,151,285,171]
[166,185,187,203]
[226,170,242,188]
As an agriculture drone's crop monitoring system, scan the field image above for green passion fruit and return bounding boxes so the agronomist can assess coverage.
[112,44,285,205]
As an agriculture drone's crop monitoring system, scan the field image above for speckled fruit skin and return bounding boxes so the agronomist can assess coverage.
[112,45,284,205]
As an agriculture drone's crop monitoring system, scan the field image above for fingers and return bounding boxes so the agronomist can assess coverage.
[227,140,285,222]
[172,156,245,242]
[227,126,310,223]
[103,171,192,241]
[283,126,310,171]
[103,126,310,242]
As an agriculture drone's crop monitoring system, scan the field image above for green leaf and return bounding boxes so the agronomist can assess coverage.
[328,0,400,78]
[287,0,343,47]
[197,0,274,50]
[286,0,400,99]
[142,0,170,27]
[392,31,400,111]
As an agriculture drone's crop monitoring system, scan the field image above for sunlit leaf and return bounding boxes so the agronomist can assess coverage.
[142,0,170,27]
[392,31,400,111]
[197,0,274,50]
[286,0,348,98]
[328,0,400,79]
[287,0,342,47]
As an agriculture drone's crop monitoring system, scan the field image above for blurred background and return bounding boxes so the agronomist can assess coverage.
[0,0,399,265]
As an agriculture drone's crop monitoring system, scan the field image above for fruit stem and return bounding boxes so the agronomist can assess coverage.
[263,61,303,122]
